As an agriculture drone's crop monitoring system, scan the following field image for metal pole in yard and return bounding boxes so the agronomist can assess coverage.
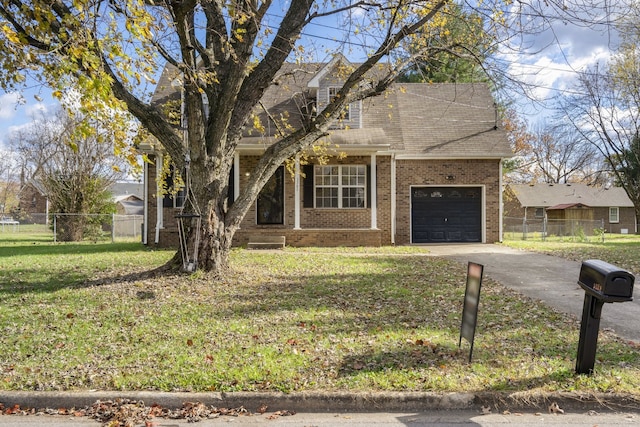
[53,214,57,243]
[111,214,115,243]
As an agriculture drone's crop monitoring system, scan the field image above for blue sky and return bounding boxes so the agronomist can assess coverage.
[0,4,622,149]
[0,90,54,148]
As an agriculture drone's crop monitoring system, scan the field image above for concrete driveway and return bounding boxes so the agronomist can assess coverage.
[424,244,640,343]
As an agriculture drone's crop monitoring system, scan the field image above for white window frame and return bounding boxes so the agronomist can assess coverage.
[314,165,366,209]
[609,206,620,223]
[534,207,545,218]
[328,87,351,121]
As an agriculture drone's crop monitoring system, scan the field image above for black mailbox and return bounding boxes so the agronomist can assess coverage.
[576,259,635,375]
[578,259,634,302]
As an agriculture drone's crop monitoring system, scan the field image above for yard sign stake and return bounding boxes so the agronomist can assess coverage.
[459,262,484,363]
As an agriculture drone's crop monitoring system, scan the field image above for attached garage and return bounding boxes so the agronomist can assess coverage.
[411,187,482,243]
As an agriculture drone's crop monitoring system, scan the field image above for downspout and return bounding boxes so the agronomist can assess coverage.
[155,153,163,245]
[370,154,377,229]
[294,156,301,229]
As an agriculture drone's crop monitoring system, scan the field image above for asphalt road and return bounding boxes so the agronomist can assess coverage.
[1,409,639,426]
[424,243,640,343]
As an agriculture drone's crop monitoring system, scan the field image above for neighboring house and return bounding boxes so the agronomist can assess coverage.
[17,180,144,221]
[505,183,637,234]
[114,195,144,216]
[139,57,513,248]
[17,180,49,223]
[111,181,144,216]
[111,181,144,200]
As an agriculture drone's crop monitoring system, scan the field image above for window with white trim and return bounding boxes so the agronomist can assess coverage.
[328,87,350,120]
[314,165,366,208]
[609,206,619,223]
[535,207,544,218]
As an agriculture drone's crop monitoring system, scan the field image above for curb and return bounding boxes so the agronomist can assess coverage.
[1,391,639,413]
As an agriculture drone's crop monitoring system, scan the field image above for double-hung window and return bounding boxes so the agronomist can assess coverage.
[609,207,619,223]
[315,165,366,208]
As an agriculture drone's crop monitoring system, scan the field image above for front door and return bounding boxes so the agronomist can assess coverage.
[257,167,284,225]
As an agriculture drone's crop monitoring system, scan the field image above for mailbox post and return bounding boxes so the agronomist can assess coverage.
[576,260,634,375]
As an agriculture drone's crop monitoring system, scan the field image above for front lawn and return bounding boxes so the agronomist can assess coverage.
[1,233,639,394]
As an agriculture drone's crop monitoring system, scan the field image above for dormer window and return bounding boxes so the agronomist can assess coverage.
[328,86,350,121]
[306,55,362,129]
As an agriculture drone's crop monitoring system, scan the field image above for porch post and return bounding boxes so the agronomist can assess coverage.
[143,159,148,245]
[370,154,377,229]
[391,153,396,244]
[234,152,240,201]
[294,156,301,229]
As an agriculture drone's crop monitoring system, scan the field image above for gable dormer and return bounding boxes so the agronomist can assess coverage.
[308,54,362,130]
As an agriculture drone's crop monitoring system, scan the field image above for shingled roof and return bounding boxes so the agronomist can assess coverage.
[510,183,634,208]
[152,61,512,158]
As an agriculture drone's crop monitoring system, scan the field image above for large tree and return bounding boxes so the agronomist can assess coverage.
[560,4,640,230]
[0,0,622,273]
[397,3,492,83]
[0,149,19,215]
[527,124,600,184]
[9,109,122,240]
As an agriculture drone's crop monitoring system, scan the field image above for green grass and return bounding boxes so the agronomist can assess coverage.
[503,233,640,274]
[1,229,640,395]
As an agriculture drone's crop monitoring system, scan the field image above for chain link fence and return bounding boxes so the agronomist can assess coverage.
[504,217,605,242]
[53,213,143,242]
[1,213,143,243]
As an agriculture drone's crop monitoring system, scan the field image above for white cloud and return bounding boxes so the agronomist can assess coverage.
[25,102,48,118]
[0,93,22,120]
[497,5,622,127]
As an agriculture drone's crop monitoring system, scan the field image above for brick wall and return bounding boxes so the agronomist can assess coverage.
[394,159,503,244]
[617,207,637,234]
[238,155,393,244]
[18,184,48,215]
[146,154,505,248]
[593,207,636,234]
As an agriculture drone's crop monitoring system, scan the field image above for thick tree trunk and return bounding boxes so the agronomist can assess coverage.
[197,205,236,275]
[169,152,240,276]
[170,206,236,276]
[58,216,85,242]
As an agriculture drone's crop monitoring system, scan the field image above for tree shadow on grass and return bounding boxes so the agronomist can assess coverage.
[0,241,148,257]
[337,340,578,394]
[0,262,179,295]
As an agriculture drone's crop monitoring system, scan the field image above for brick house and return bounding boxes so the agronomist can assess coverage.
[505,183,637,234]
[17,180,49,223]
[140,57,513,248]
